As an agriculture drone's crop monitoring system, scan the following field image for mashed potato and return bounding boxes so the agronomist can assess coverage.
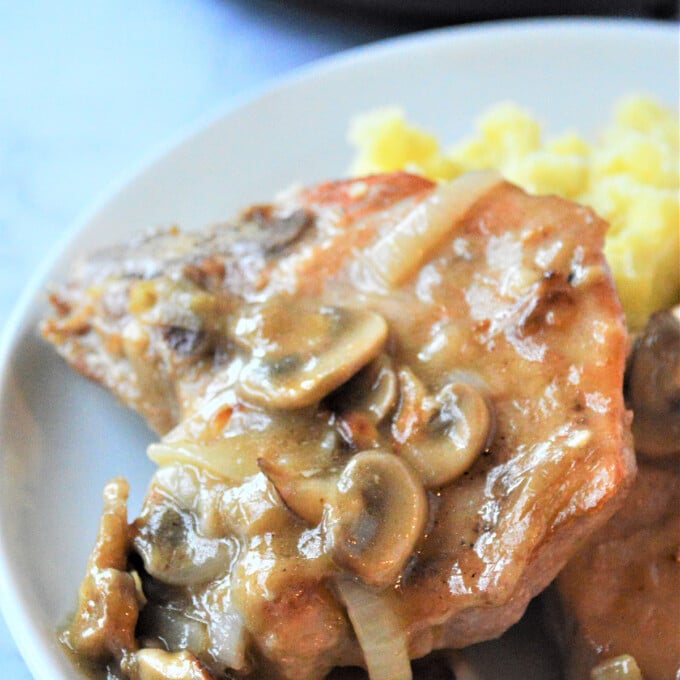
[349,97,679,330]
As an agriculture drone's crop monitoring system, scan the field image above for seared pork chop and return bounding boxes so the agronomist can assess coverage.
[46,172,634,679]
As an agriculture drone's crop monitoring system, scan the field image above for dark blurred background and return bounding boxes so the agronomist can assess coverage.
[287,0,679,25]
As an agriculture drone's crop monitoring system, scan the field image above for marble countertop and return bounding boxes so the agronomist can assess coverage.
[0,1,406,675]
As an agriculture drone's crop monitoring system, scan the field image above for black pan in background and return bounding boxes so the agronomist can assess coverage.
[287,0,679,24]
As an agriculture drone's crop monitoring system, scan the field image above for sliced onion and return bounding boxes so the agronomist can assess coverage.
[147,440,260,482]
[149,404,338,482]
[207,605,248,671]
[354,171,501,291]
[355,171,501,292]
[335,579,412,680]
[590,655,643,680]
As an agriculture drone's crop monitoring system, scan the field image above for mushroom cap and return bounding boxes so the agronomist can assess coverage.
[133,500,237,586]
[626,305,680,458]
[234,300,389,409]
[325,450,427,589]
[332,354,398,425]
[394,371,493,489]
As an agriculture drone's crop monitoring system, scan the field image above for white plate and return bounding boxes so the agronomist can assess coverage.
[0,18,676,680]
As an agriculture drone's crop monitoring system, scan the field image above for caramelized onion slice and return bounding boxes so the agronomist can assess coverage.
[153,396,339,482]
[590,655,643,680]
[258,457,338,525]
[355,171,501,291]
[206,603,248,672]
[336,579,412,680]
[60,479,140,663]
[148,441,260,482]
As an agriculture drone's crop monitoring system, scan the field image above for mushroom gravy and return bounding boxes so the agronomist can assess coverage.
[45,172,634,679]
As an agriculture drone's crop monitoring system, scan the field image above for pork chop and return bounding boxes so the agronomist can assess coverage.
[548,459,680,680]
[547,307,680,680]
[47,172,634,679]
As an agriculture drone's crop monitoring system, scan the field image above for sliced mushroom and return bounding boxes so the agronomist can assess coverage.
[325,450,427,588]
[626,305,680,458]
[333,354,398,425]
[136,602,208,656]
[161,325,211,359]
[395,378,492,489]
[258,457,338,525]
[234,299,389,409]
[238,205,314,254]
[124,649,213,680]
[133,500,236,586]
[60,479,141,663]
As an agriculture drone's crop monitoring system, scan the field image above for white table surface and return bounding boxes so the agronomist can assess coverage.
[0,1,404,675]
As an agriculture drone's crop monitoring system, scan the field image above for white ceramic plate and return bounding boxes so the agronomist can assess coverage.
[0,18,676,680]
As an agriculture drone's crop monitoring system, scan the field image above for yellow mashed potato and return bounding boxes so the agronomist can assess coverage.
[349,97,679,330]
